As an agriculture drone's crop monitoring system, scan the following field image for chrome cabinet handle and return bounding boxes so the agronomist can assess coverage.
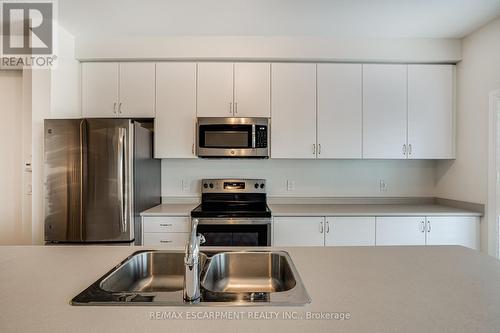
[229,102,233,114]
[420,221,425,233]
[234,102,238,114]
[325,221,330,233]
[403,144,407,156]
[192,143,195,155]
[118,102,122,114]
[408,144,412,156]
[113,102,117,114]
[313,144,316,155]
[427,220,431,233]
[160,240,173,244]
[319,221,324,234]
[159,224,173,227]
[318,144,322,155]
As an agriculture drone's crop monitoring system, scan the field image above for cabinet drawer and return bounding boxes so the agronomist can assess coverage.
[143,232,189,246]
[143,216,190,233]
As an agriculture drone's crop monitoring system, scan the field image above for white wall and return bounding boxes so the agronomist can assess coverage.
[435,17,500,254]
[0,71,25,244]
[162,159,436,198]
[51,26,81,118]
[76,36,461,63]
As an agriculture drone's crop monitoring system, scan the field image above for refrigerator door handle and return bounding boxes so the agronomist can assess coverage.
[118,128,127,233]
[79,119,88,241]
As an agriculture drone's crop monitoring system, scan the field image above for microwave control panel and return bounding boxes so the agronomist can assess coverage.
[255,126,268,148]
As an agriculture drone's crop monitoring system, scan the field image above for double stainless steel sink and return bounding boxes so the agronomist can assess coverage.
[72,250,311,306]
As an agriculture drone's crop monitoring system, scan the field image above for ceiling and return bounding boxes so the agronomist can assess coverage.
[58,0,500,39]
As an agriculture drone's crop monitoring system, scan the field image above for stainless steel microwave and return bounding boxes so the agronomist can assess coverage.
[196,117,270,158]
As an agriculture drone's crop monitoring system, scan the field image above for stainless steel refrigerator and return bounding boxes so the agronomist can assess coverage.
[44,119,161,245]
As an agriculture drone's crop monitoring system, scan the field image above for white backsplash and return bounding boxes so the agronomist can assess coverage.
[162,159,436,198]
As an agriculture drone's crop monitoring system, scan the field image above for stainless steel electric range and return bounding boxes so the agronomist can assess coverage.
[190,179,272,246]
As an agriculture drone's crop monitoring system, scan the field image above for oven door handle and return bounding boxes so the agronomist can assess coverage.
[195,218,272,225]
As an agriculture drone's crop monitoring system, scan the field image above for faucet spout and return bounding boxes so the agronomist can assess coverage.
[183,218,205,302]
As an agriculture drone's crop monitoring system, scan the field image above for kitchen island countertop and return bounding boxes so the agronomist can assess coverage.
[0,245,499,332]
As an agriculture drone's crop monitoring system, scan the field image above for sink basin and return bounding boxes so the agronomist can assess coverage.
[202,252,296,293]
[100,252,206,292]
[72,250,310,306]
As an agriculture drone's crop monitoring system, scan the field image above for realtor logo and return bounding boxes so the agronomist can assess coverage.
[2,1,53,55]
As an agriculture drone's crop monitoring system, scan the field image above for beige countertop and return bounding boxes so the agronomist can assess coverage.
[0,245,499,332]
[141,203,197,216]
[141,203,482,217]
[269,204,483,217]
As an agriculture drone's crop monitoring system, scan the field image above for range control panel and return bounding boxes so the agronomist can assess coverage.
[201,179,266,194]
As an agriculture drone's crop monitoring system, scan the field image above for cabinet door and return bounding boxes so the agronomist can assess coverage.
[155,62,197,158]
[197,62,234,117]
[425,216,479,250]
[118,63,155,118]
[376,217,426,246]
[273,217,325,246]
[271,63,317,158]
[408,65,454,159]
[363,64,408,159]
[233,63,270,117]
[81,62,119,117]
[325,217,375,246]
[317,64,362,158]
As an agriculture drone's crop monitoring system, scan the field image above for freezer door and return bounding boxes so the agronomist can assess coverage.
[44,119,83,242]
[83,119,134,242]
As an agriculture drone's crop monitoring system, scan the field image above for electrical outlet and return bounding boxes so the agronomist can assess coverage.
[287,180,295,191]
[379,179,388,192]
[181,179,190,192]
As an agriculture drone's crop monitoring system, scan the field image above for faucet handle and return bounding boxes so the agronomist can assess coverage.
[198,234,206,245]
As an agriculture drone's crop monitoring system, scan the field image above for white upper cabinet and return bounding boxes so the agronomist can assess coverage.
[317,64,362,158]
[233,63,271,117]
[271,63,317,158]
[155,63,197,158]
[407,65,455,159]
[425,216,479,250]
[325,217,376,246]
[82,62,155,118]
[82,62,119,117]
[197,62,271,117]
[118,63,156,118]
[197,63,234,117]
[376,216,426,246]
[363,64,408,159]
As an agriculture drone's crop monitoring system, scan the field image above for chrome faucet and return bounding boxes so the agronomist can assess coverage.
[183,218,205,302]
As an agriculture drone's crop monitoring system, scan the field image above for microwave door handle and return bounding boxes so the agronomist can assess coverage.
[252,124,256,148]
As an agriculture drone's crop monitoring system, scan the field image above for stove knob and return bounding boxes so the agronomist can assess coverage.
[203,183,208,189]
[254,183,259,189]
[260,183,265,189]
[209,183,214,189]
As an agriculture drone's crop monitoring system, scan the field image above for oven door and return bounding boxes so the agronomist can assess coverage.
[197,117,269,158]
[197,218,271,246]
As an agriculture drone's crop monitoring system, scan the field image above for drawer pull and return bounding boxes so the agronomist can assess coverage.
[160,240,173,243]
[159,224,173,227]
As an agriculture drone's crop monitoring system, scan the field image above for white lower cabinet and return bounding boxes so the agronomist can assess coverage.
[425,216,479,249]
[375,217,426,246]
[142,216,190,247]
[274,215,479,250]
[375,216,480,250]
[273,217,325,246]
[325,217,376,246]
